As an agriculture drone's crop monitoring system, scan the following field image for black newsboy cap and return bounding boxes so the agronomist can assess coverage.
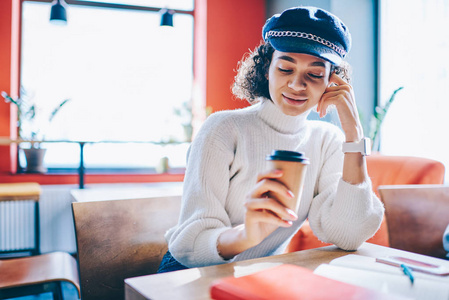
[262,6,351,65]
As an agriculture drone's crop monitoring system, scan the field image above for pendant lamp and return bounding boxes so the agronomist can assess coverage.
[160,8,174,27]
[50,0,67,24]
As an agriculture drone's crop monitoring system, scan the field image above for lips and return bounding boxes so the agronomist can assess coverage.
[283,94,307,106]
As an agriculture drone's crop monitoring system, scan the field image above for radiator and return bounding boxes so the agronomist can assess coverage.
[0,185,77,254]
[0,200,35,252]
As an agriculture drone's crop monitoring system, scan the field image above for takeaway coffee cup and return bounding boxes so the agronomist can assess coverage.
[266,150,309,213]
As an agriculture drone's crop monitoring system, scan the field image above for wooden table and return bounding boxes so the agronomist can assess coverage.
[125,243,445,300]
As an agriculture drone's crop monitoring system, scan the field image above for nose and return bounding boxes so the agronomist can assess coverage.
[288,73,306,91]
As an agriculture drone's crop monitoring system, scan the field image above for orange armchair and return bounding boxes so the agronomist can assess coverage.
[286,153,445,252]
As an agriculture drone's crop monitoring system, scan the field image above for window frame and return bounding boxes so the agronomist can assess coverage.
[19,0,195,175]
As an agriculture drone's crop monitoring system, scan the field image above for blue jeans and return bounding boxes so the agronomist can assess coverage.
[157,250,189,273]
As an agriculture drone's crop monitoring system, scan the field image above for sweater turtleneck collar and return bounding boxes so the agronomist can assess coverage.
[256,98,309,134]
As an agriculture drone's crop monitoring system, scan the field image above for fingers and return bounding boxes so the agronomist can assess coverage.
[317,74,363,140]
[329,72,347,85]
[320,87,356,120]
[256,169,283,182]
[252,172,295,201]
[318,75,353,118]
[247,169,298,228]
[246,209,293,228]
[245,196,298,226]
[319,88,352,117]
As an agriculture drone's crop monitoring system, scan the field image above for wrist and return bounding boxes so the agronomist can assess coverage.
[217,225,255,260]
[343,123,364,142]
[344,131,363,143]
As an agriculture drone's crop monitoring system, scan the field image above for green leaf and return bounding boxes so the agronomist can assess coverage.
[370,86,404,148]
[49,98,71,123]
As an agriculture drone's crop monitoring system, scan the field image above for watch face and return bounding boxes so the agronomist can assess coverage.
[363,138,371,156]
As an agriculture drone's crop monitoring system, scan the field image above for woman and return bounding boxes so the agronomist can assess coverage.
[158,6,384,273]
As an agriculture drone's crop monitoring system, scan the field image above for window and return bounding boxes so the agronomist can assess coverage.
[379,0,449,182]
[20,0,194,171]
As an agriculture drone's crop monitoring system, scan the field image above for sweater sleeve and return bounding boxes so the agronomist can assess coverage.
[166,113,238,268]
[307,129,385,251]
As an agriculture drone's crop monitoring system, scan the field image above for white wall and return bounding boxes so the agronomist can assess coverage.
[40,185,78,253]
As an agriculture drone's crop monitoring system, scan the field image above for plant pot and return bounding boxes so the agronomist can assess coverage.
[23,148,47,173]
[156,156,170,173]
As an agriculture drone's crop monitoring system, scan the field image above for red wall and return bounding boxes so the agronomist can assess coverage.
[204,0,265,113]
[0,0,266,185]
[0,0,20,174]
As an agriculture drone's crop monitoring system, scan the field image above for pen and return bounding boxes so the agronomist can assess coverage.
[401,264,414,285]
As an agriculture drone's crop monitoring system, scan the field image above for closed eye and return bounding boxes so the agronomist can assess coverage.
[308,73,324,79]
[278,68,292,73]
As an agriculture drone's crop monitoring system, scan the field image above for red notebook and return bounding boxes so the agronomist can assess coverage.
[210,264,404,300]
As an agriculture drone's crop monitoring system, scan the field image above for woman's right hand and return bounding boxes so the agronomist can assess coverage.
[217,169,297,260]
[243,169,298,247]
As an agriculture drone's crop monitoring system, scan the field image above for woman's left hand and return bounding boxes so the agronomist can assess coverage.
[318,72,368,184]
[317,73,363,142]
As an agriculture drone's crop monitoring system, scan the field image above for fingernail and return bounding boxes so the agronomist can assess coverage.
[274,169,283,175]
[284,220,293,226]
[286,209,298,220]
[286,190,295,198]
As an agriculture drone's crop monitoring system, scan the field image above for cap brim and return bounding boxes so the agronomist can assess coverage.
[269,37,342,65]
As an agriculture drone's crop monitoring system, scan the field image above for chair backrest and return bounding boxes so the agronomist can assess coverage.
[366,154,445,197]
[365,154,445,247]
[378,184,449,259]
[72,195,181,300]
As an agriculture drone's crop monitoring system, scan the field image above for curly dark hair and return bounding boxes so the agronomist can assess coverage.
[232,42,352,104]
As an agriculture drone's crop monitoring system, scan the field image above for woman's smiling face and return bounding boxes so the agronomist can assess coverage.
[268,51,332,116]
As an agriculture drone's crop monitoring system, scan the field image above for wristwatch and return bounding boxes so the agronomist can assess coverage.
[342,137,371,156]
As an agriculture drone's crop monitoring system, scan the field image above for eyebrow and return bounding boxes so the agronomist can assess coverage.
[276,55,326,68]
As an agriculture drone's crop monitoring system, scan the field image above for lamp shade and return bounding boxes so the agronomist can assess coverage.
[160,9,174,27]
[50,0,67,24]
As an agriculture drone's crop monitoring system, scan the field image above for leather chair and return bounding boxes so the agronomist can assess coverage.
[286,154,445,252]
[72,196,181,300]
[0,251,80,300]
[379,184,449,259]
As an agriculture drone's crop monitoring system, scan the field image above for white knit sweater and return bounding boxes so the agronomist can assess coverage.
[166,99,384,268]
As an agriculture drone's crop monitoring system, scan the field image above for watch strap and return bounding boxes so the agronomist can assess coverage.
[342,138,371,156]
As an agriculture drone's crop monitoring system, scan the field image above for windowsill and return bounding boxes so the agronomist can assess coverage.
[0,169,185,186]
[15,167,186,175]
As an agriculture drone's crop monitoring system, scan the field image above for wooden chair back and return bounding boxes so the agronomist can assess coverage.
[379,184,449,259]
[72,196,181,300]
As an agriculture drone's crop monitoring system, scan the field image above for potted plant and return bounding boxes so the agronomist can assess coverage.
[173,101,194,143]
[1,88,70,173]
